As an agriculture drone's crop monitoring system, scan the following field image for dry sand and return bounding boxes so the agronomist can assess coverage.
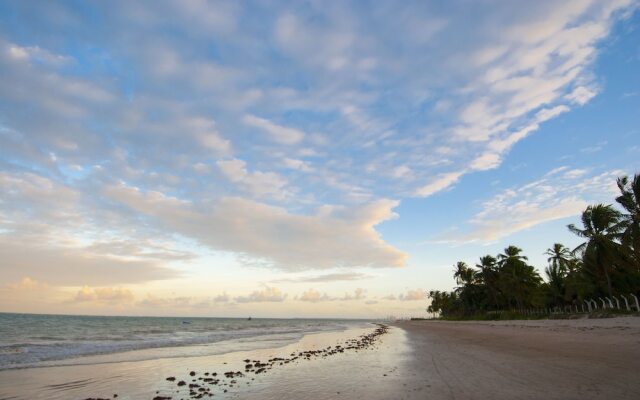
[395,316,640,400]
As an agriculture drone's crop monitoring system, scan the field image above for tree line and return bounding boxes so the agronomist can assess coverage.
[428,173,640,317]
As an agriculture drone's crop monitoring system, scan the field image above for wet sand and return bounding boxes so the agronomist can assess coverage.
[395,316,640,400]
[0,324,415,400]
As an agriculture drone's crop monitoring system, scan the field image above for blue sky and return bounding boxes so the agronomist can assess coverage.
[0,0,639,317]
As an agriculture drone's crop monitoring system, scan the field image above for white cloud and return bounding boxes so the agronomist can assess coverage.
[580,141,608,154]
[137,292,232,309]
[445,168,626,243]
[187,117,232,155]
[563,168,589,179]
[214,292,231,303]
[283,158,313,172]
[392,165,412,179]
[399,289,427,301]
[299,288,334,302]
[217,158,288,198]
[273,272,373,283]
[7,277,49,291]
[193,162,210,174]
[536,105,570,123]
[565,85,598,105]
[416,171,463,197]
[235,286,287,303]
[341,287,367,301]
[0,171,181,285]
[73,286,135,304]
[470,153,501,171]
[105,183,408,271]
[7,44,72,67]
[243,114,305,145]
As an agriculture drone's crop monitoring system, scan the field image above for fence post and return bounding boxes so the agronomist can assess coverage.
[630,294,640,312]
[612,296,620,310]
[599,298,607,309]
[584,300,591,312]
[620,295,631,311]
[606,297,614,308]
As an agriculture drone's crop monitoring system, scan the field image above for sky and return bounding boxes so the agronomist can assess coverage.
[0,0,639,318]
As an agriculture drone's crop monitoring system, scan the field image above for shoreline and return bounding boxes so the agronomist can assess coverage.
[2,317,639,399]
[0,324,407,400]
[0,314,372,372]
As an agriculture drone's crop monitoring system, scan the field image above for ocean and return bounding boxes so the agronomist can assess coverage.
[0,313,369,370]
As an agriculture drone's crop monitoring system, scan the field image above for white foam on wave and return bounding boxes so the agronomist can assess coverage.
[0,315,369,370]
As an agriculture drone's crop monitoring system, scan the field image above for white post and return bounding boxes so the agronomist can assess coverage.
[599,298,607,309]
[606,297,614,308]
[620,295,631,311]
[612,296,620,309]
[590,299,598,310]
[584,300,591,312]
[630,294,640,312]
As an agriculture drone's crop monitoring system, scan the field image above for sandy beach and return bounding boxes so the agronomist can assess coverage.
[396,316,640,400]
[1,317,639,399]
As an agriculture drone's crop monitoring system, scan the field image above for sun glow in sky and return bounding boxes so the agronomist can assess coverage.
[1,0,639,318]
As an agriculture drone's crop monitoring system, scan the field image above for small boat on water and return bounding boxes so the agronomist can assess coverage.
[182,321,191,324]
[247,316,252,321]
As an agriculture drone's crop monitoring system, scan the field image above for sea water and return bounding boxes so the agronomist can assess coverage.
[0,313,368,370]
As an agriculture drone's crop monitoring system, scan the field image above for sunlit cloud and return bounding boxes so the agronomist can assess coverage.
[73,286,135,305]
[441,168,626,244]
[272,272,374,283]
[235,286,287,303]
[105,183,408,270]
[398,289,427,301]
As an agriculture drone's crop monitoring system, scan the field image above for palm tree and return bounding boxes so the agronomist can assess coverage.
[498,245,528,265]
[545,243,572,274]
[496,245,540,309]
[545,262,565,306]
[453,261,475,286]
[568,204,625,297]
[476,255,499,309]
[616,174,640,267]
[475,255,497,282]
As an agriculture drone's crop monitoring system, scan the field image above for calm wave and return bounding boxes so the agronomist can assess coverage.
[0,313,368,370]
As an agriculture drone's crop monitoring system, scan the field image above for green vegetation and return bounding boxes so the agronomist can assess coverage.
[428,173,640,319]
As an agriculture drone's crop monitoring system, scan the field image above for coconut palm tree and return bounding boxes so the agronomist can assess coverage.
[545,243,572,274]
[568,204,625,298]
[616,174,640,268]
[498,245,528,265]
[476,255,499,309]
[453,261,475,287]
[496,245,540,309]
[545,262,566,306]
